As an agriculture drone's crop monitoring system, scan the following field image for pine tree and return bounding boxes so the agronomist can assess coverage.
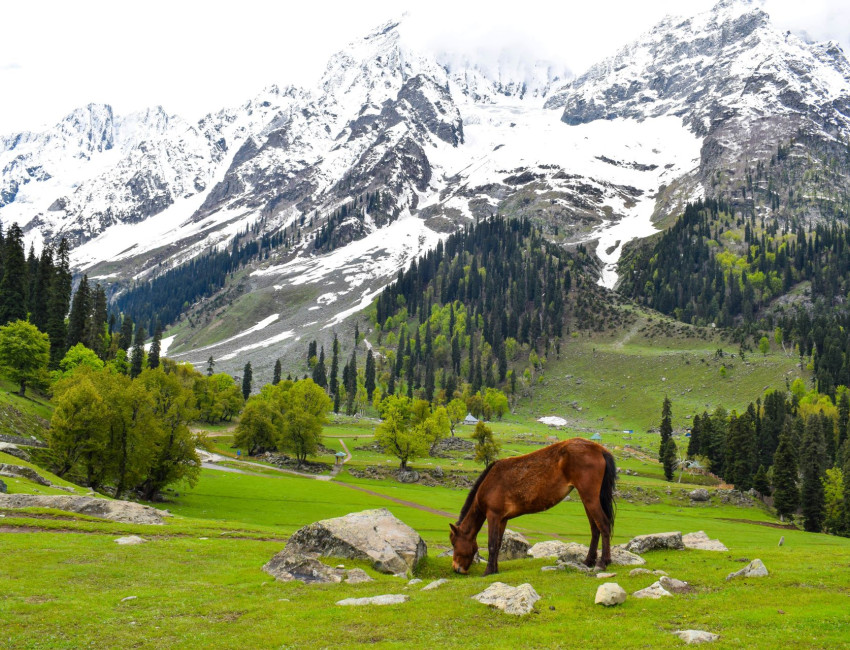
[207,356,215,376]
[312,346,327,388]
[31,245,53,333]
[364,349,375,401]
[148,321,162,369]
[387,369,395,396]
[88,283,108,358]
[345,351,357,415]
[838,391,850,455]
[0,223,28,325]
[659,396,673,461]
[662,438,677,481]
[242,362,253,400]
[46,238,72,370]
[25,243,38,315]
[687,414,702,457]
[66,276,90,349]
[801,416,826,532]
[753,464,770,498]
[424,356,434,403]
[273,359,282,385]
[118,315,134,351]
[129,324,146,379]
[843,443,850,534]
[329,334,340,403]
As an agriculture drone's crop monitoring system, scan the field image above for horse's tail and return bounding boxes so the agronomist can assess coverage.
[600,449,617,530]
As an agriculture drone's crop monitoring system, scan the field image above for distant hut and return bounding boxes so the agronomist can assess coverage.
[463,413,479,425]
[590,432,602,441]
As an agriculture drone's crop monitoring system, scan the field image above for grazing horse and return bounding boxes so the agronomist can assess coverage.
[449,438,616,575]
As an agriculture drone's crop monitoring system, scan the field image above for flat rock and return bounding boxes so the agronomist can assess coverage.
[0,443,31,462]
[527,540,572,559]
[659,576,692,594]
[623,532,684,554]
[596,572,616,579]
[421,579,448,591]
[472,582,540,615]
[407,578,423,586]
[726,559,768,581]
[673,630,720,644]
[0,494,169,524]
[263,550,344,584]
[281,508,426,575]
[115,536,147,546]
[345,569,374,584]
[629,568,652,576]
[610,546,647,566]
[683,531,728,552]
[553,542,645,567]
[595,582,626,606]
[557,560,593,573]
[633,581,672,599]
[337,594,408,606]
[0,463,52,486]
[498,529,531,561]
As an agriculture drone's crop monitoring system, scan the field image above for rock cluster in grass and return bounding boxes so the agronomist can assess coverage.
[271,508,426,577]
[528,539,645,567]
[0,494,169,524]
[633,581,672,599]
[0,463,53,486]
[689,489,710,502]
[623,532,684,554]
[672,630,719,644]
[472,582,540,615]
[726,559,768,581]
[337,594,408,606]
[498,529,531,561]
[115,536,147,546]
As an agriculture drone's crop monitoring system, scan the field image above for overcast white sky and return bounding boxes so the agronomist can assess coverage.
[1,0,848,135]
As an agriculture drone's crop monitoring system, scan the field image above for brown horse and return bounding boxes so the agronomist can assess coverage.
[449,438,616,575]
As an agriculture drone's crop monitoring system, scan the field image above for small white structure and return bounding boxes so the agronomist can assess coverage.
[464,413,479,425]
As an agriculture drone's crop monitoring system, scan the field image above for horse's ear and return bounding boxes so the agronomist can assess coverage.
[449,523,458,535]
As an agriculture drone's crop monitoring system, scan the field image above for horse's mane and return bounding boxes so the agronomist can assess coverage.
[457,462,495,524]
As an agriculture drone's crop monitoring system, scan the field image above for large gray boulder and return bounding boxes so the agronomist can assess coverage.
[0,464,52,486]
[0,443,31,462]
[553,541,645,566]
[623,532,684,554]
[726,559,768,581]
[659,576,693,594]
[0,494,169,524]
[263,550,345,584]
[498,529,531,561]
[672,630,720,644]
[472,582,540,615]
[683,531,728,551]
[281,508,426,575]
[527,540,572,559]
[632,581,672,599]
[689,489,710,502]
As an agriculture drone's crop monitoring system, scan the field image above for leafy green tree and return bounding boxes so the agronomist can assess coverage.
[57,343,104,378]
[483,388,509,420]
[0,223,28,325]
[659,396,672,461]
[375,395,438,469]
[773,426,799,521]
[49,374,107,478]
[758,336,770,356]
[844,445,850,534]
[822,468,846,536]
[234,399,278,456]
[0,320,50,396]
[277,379,331,465]
[471,421,500,465]
[446,398,466,436]
[242,362,253,400]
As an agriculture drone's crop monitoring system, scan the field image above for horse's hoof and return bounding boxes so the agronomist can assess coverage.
[583,559,596,568]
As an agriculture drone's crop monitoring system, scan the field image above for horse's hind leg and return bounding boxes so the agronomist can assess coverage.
[576,482,612,570]
[581,505,600,568]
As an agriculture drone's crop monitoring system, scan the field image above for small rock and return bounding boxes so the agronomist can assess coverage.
[407,578,423,586]
[114,536,147,546]
[629,568,652,577]
[472,582,541,615]
[652,570,668,576]
[624,532,684,554]
[336,564,345,569]
[672,630,720,644]
[595,582,627,607]
[421,579,448,591]
[0,479,6,494]
[726,559,768,581]
[778,536,784,547]
[263,550,344,584]
[633,581,672,599]
[120,596,137,603]
[541,566,560,572]
[659,576,692,594]
[345,569,373,584]
[596,572,616,579]
[336,594,408,606]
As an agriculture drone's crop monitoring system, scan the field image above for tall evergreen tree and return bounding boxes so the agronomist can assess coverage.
[31,244,53,333]
[0,223,28,325]
[87,283,108,358]
[312,346,327,388]
[273,359,282,385]
[47,238,72,369]
[118,315,134,351]
[662,438,677,481]
[345,351,357,415]
[206,356,215,376]
[364,349,375,401]
[801,416,826,532]
[148,321,162,370]
[26,243,38,315]
[329,334,340,401]
[753,465,771,498]
[242,362,253,400]
[659,396,673,461]
[66,276,91,349]
[129,324,146,379]
[687,414,702,457]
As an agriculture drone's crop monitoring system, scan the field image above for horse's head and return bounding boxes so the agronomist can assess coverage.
[449,522,477,574]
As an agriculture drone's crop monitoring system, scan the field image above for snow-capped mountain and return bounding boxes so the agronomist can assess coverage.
[2,0,849,375]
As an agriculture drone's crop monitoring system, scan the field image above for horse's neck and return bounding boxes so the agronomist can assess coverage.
[459,502,486,537]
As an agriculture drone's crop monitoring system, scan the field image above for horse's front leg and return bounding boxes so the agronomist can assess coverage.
[483,515,503,576]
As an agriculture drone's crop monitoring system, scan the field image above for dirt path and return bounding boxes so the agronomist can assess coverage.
[334,481,456,518]
[612,320,643,349]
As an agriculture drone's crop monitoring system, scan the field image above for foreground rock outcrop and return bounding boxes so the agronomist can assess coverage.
[726,559,768,581]
[272,508,426,576]
[683,531,728,552]
[0,463,52,486]
[0,494,169,524]
[623,532,684,554]
[472,582,540,615]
